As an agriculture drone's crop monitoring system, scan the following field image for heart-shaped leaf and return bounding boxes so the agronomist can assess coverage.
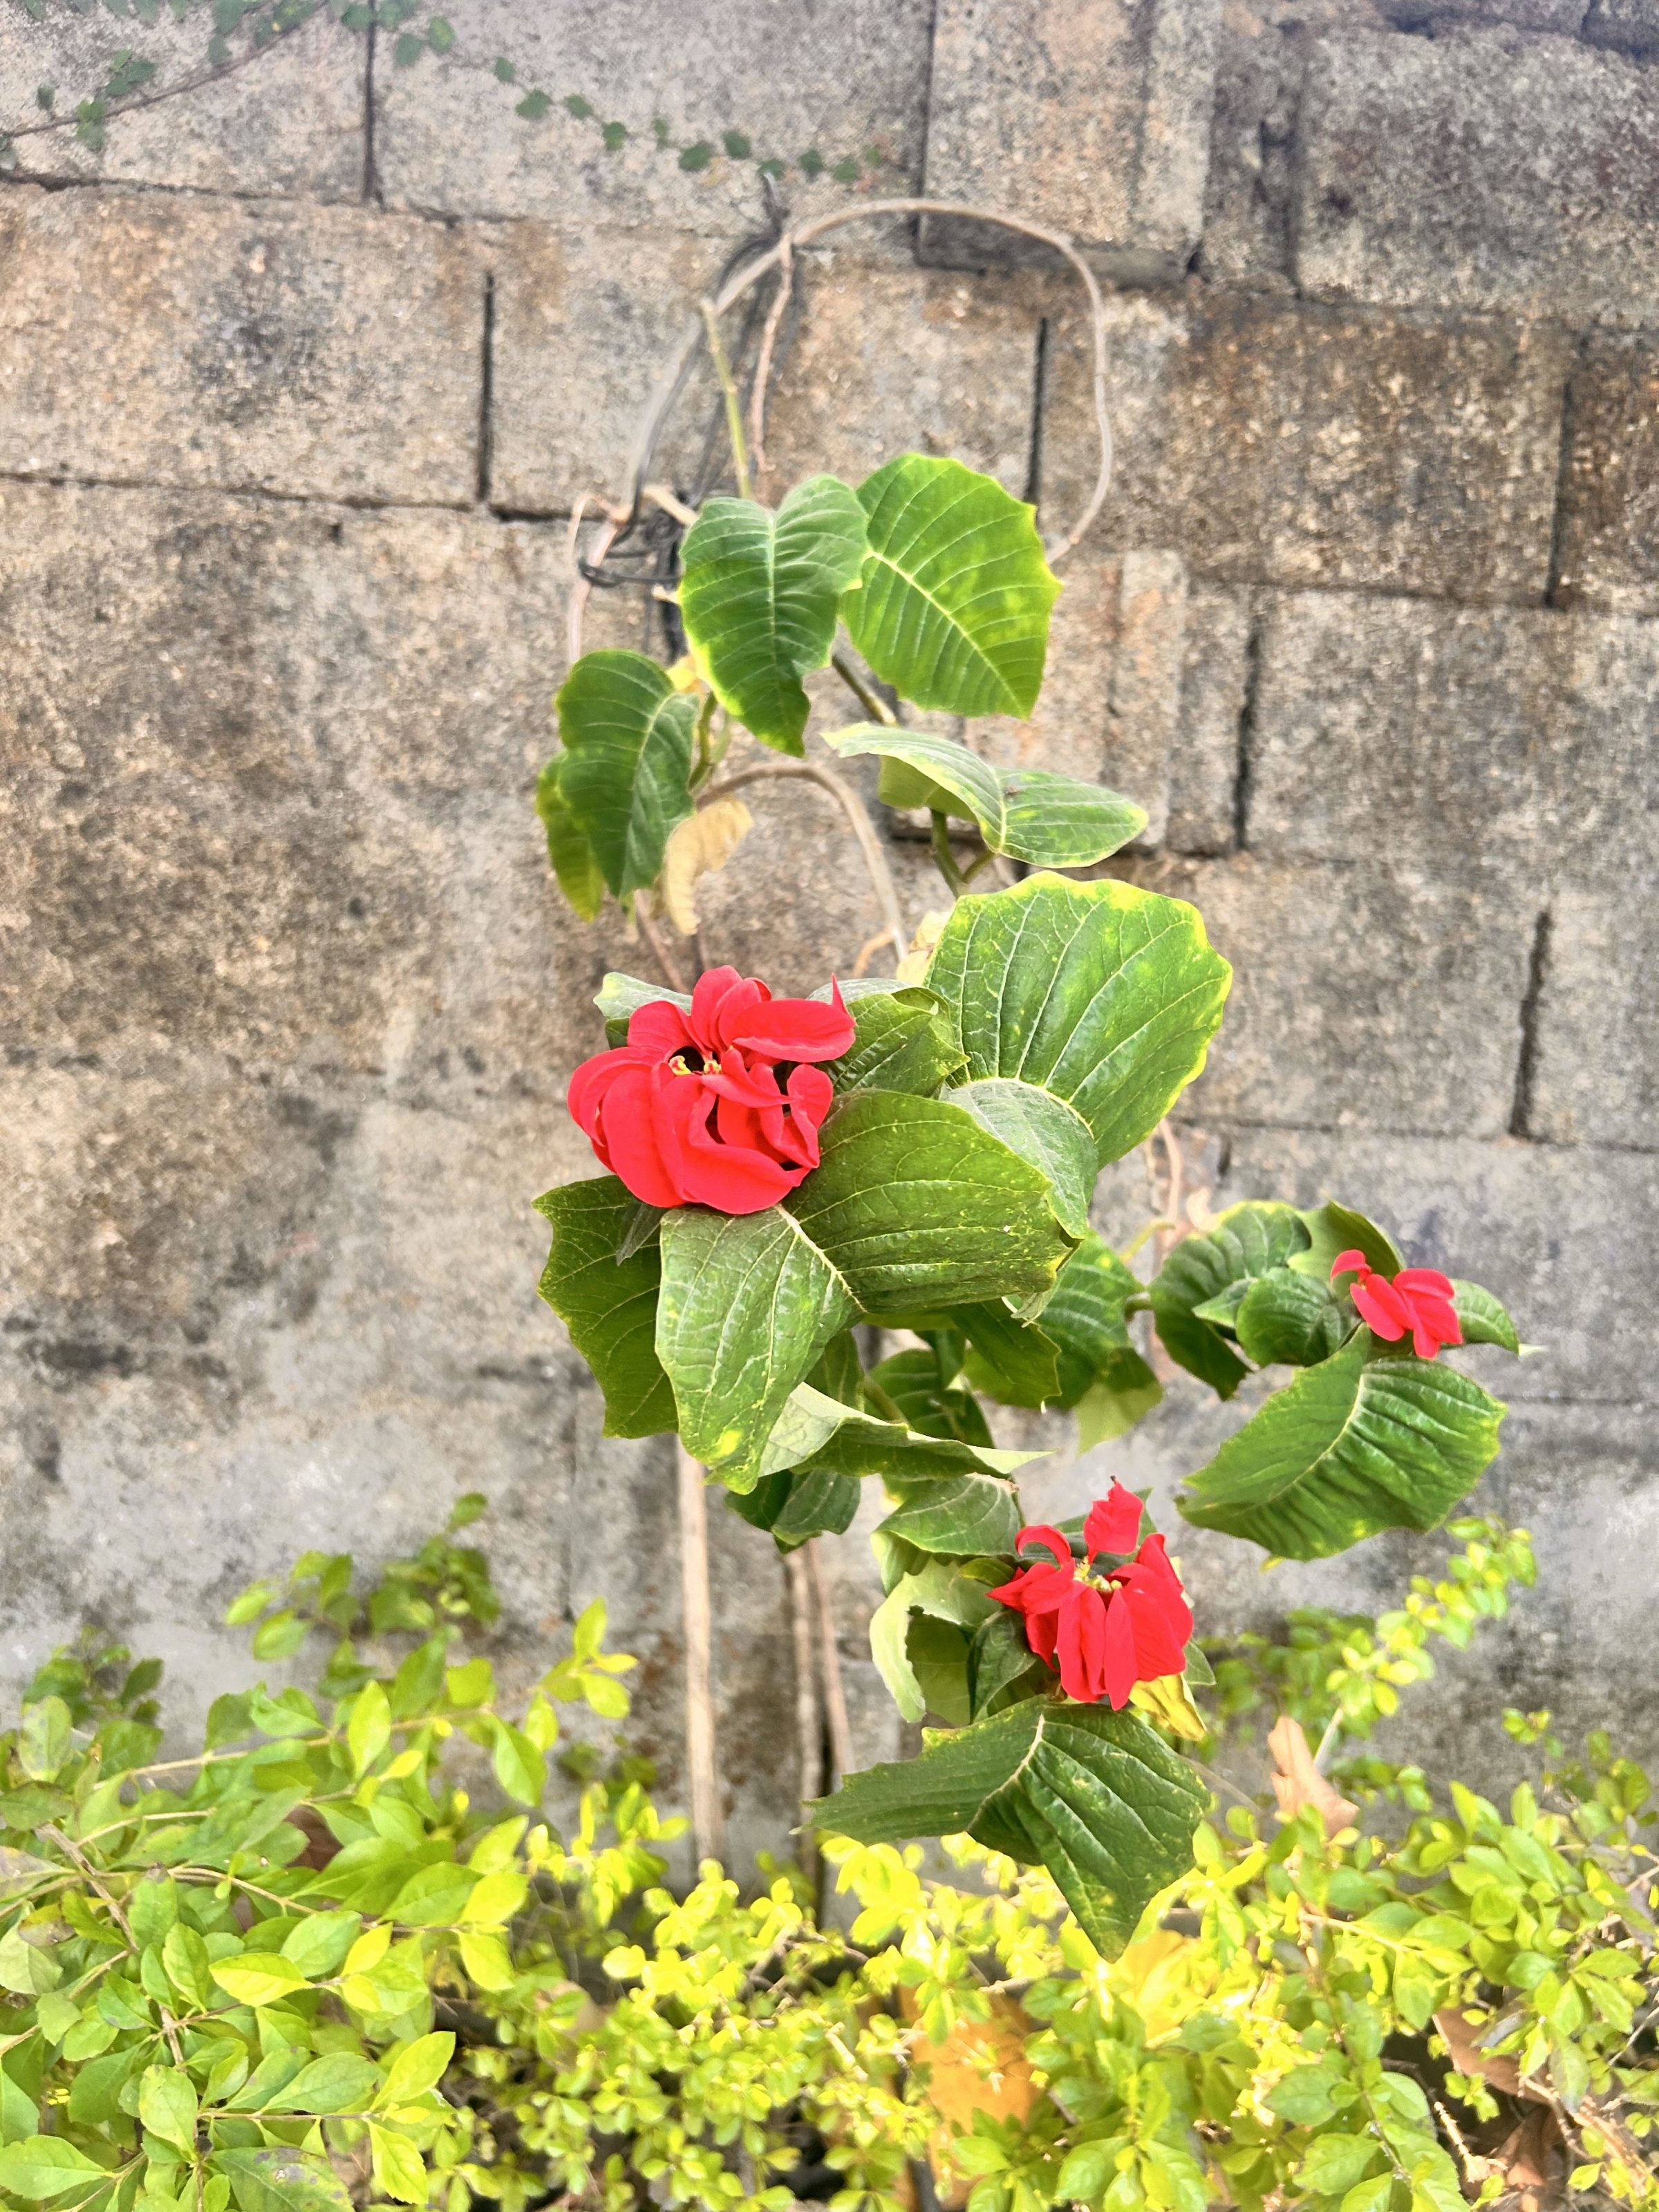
[655,1207,858,1489]
[552,651,696,899]
[679,474,869,753]
[1040,1233,1165,1445]
[1178,1339,1506,1559]
[926,874,1231,1169]
[534,1177,675,1438]
[946,1078,1096,1238]
[1287,1200,1403,1284]
[827,986,966,1098]
[827,724,1145,866]
[841,456,1060,718]
[1147,1203,1311,1399]
[816,1698,1206,1957]
[535,753,606,920]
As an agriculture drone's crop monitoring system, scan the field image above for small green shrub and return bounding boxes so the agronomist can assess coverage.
[3,1512,1655,2212]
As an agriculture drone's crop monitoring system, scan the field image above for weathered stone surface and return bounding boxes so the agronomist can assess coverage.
[1553,339,1659,617]
[1117,854,1534,1136]
[1530,890,1659,1152]
[373,0,932,235]
[972,547,1188,845]
[1040,288,1568,600]
[1170,586,1250,854]
[1582,0,1659,50]
[1244,592,1659,884]
[1,10,365,197]
[1295,28,1659,325]
[919,0,1220,279]
[1215,1125,1659,1403]
[0,189,480,503]
[757,259,1039,497]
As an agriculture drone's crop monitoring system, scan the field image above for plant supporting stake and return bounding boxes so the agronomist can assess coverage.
[782,1548,821,1891]
[676,1441,726,1865]
[806,1540,853,1788]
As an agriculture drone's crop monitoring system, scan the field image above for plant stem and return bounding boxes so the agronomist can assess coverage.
[929,810,968,896]
[636,897,688,993]
[706,760,908,964]
[830,653,897,727]
[676,1442,726,1867]
[699,299,752,502]
[782,1548,822,1896]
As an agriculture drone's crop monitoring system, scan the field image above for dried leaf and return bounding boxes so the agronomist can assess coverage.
[895,908,950,985]
[1267,1714,1357,1837]
[659,798,753,935]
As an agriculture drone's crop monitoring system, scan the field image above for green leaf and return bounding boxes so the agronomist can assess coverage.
[968,1611,1049,1718]
[726,1464,862,1548]
[375,2032,453,2106]
[427,17,453,51]
[0,2139,108,2202]
[212,2148,352,2212]
[1073,1360,1163,1450]
[1235,1266,1350,1369]
[261,2054,379,2115]
[784,1091,1074,1321]
[595,968,689,1047]
[1040,1234,1156,1408]
[533,1177,675,1438]
[1288,1199,1403,1284]
[1297,2136,1385,2197]
[278,1912,360,1980]
[679,476,868,754]
[1179,1340,1506,1559]
[655,1206,857,1488]
[17,1700,70,1783]
[957,1302,1062,1408]
[758,1384,1035,1490]
[877,1471,1026,1557]
[945,1078,1095,1240]
[1147,1203,1310,1398]
[870,1564,995,1723]
[1453,1281,1520,1353]
[553,651,695,899]
[138,2066,197,2155]
[925,874,1231,1168]
[210,1953,308,2007]
[0,1929,59,1996]
[490,1721,545,1807]
[347,1680,391,1779]
[825,988,964,1098]
[827,725,1145,866]
[869,1344,993,1446]
[841,456,1060,719]
[817,1698,1206,1957]
[535,753,606,921]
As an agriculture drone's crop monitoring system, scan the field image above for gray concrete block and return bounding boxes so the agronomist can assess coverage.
[1040,288,1568,601]
[1116,855,1535,1137]
[971,547,1188,847]
[373,0,932,234]
[1553,339,1659,617]
[1582,0,1659,48]
[0,189,481,503]
[1245,592,1659,885]
[1530,889,1659,1152]
[919,0,1220,279]
[1170,586,1250,854]
[1295,28,1659,325]
[1,10,365,197]
[1215,1125,1659,1403]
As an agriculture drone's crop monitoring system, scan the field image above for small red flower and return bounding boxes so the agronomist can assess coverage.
[1330,1249,1463,1360]
[988,1481,1194,1709]
[568,966,855,1215]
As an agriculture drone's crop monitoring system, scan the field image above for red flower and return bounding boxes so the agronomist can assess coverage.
[988,1481,1194,1709]
[568,966,856,1215]
[1330,1249,1463,1360]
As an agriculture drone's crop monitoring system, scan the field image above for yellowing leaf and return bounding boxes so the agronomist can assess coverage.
[209,1954,308,2007]
[657,798,752,935]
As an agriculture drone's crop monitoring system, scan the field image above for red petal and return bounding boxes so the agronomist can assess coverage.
[726,980,856,1062]
[688,968,746,1051]
[597,1064,689,1208]
[1396,1268,1455,1300]
[780,1065,834,1168]
[1015,1525,1075,1571]
[1116,1537,1193,1679]
[1329,1248,1369,1282]
[1084,1483,1143,1561]
[704,1051,784,1110]
[1351,1274,1408,1340]
[567,1046,649,1139]
[680,1089,798,1214]
[1097,1588,1139,1709]
[1056,1584,1110,1703]
[627,1000,693,1058]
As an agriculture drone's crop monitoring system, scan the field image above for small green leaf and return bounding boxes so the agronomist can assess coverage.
[375,2032,453,2107]
[515,88,550,119]
[347,1680,391,1778]
[536,753,607,921]
[553,651,695,901]
[1288,1199,1403,1284]
[957,1302,1062,1409]
[946,1078,1095,1238]
[1041,1234,1154,1408]
[391,28,422,62]
[1297,2135,1384,2197]
[490,1721,545,1807]
[678,139,713,171]
[0,2138,108,2202]
[679,476,868,754]
[1453,1280,1520,1353]
[870,1564,994,1723]
[601,120,626,150]
[1147,1202,1310,1399]
[492,55,515,80]
[1235,1266,1349,1369]
[842,457,1060,720]
[563,92,592,119]
[829,725,1145,868]
[877,1471,1025,1557]
[825,987,964,1098]
[722,129,751,157]
[426,15,452,50]
[870,1343,993,1447]
[534,1177,675,1438]
[138,2067,197,2155]
[279,1911,360,1980]
[17,1698,70,1783]
[212,2147,353,2212]
[262,2053,379,2116]
[210,1953,308,2007]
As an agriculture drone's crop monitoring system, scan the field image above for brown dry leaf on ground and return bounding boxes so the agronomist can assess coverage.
[1267,1714,1358,1836]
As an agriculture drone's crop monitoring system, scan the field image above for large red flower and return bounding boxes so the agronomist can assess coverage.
[1331,1249,1462,1360]
[988,1482,1194,1709]
[568,966,855,1215]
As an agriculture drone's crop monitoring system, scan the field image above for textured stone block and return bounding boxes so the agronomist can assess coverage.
[1170,587,1250,854]
[0,190,480,503]
[1295,29,1659,325]
[1215,1126,1659,1403]
[1117,855,1534,1137]
[1245,593,1659,885]
[1583,0,1659,49]
[971,547,1188,846]
[1041,288,1568,600]
[1,10,364,196]
[1530,890,1659,1152]
[1553,339,1659,616]
[373,0,932,234]
[919,0,1220,279]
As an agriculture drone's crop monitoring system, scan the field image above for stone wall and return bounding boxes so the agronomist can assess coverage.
[2,0,1656,1857]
